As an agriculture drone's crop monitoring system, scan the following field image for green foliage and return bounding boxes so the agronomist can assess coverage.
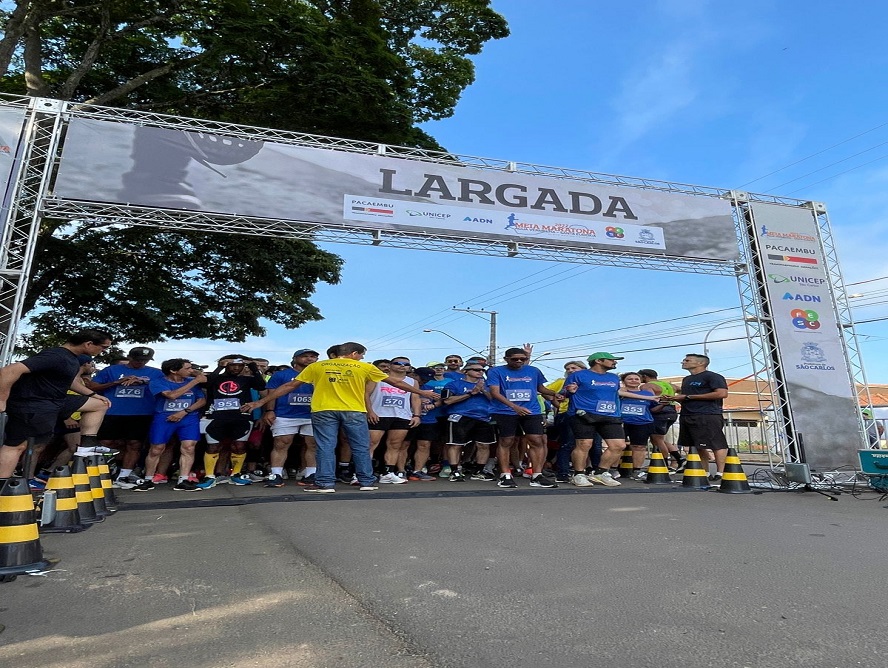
[0,0,508,346]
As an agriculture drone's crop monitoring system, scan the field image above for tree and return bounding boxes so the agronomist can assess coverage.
[0,0,509,348]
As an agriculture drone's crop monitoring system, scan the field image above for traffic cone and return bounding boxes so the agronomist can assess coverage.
[680,447,711,490]
[41,466,89,533]
[619,448,634,479]
[0,478,51,579]
[86,456,111,517]
[96,458,118,512]
[718,448,752,494]
[644,451,672,485]
[72,457,103,524]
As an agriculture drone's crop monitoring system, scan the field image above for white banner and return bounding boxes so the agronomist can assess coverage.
[52,119,738,261]
[750,202,862,469]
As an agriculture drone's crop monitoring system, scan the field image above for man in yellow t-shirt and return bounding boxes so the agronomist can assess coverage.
[243,342,438,493]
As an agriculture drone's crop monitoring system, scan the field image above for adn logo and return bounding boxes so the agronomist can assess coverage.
[605,226,624,239]
[790,309,820,330]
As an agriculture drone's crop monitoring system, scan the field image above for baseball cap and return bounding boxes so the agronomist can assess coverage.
[128,346,154,360]
[414,367,437,381]
[587,352,624,362]
[426,361,446,368]
[292,348,319,358]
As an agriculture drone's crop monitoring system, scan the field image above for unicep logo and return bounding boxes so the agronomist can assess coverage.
[407,210,450,219]
[790,309,820,330]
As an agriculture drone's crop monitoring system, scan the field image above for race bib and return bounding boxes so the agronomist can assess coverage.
[164,399,192,412]
[506,389,532,402]
[287,393,312,406]
[114,386,145,399]
[213,398,241,410]
[447,414,462,422]
[622,404,645,416]
[381,396,406,409]
[595,400,617,415]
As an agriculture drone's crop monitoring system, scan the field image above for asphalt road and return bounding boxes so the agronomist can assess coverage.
[1,476,886,668]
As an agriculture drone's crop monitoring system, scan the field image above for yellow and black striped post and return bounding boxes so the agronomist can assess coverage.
[72,457,103,524]
[86,456,111,517]
[643,451,672,485]
[41,465,89,534]
[718,448,752,494]
[619,448,634,480]
[680,447,711,490]
[0,478,51,579]
[96,458,118,512]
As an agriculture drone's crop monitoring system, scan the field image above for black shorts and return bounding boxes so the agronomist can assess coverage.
[412,422,443,442]
[3,410,58,446]
[652,414,678,436]
[491,413,546,438]
[678,414,729,451]
[55,395,90,434]
[205,417,253,444]
[624,422,657,446]
[570,414,625,441]
[446,415,497,446]
[369,416,411,432]
[97,414,153,441]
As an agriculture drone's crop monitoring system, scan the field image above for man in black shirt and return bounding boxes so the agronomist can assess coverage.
[0,329,114,481]
[672,354,729,482]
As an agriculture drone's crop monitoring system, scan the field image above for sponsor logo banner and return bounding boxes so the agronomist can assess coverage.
[51,118,738,261]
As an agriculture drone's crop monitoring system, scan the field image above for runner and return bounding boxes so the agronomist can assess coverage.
[134,359,206,491]
[441,362,496,482]
[637,368,684,471]
[486,347,561,489]
[367,356,420,484]
[262,349,319,488]
[619,372,656,481]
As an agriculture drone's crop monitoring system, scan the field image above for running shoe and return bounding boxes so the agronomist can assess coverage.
[195,476,218,490]
[173,480,198,491]
[630,470,647,481]
[113,475,140,490]
[28,478,46,492]
[449,471,465,482]
[349,474,360,486]
[379,472,408,485]
[229,473,253,486]
[438,465,452,478]
[77,445,120,456]
[571,473,594,487]
[264,474,285,488]
[408,471,436,481]
[529,474,557,488]
[588,471,621,487]
[497,474,517,488]
[470,470,496,481]
[337,469,354,484]
[297,473,316,486]
[133,479,156,492]
[302,484,335,494]
[214,475,231,485]
[708,473,723,483]
[151,474,169,484]
[555,473,571,483]
[609,469,621,479]
[248,469,266,482]
[674,460,687,474]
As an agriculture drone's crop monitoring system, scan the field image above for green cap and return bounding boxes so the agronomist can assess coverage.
[426,361,446,368]
[587,352,624,362]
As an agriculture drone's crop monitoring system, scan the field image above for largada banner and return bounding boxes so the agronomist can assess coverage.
[52,120,738,261]
[750,202,862,469]
[0,105,28,235]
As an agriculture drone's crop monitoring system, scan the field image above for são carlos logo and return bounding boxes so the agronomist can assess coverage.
[790,309,820,330]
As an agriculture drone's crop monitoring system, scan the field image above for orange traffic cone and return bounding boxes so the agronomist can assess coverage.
[619,448,634,480]
[72,457,103,524]
[0,478,52,580]
[718,448,752,494]
[644,451,672,485]
[680,447,711,490]
[41,465,89,533]
[86,456,111,517]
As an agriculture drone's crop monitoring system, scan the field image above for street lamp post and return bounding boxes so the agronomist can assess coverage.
[422,329,487,359]
[703,316,758,356]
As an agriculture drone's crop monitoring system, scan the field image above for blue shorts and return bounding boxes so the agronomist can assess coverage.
[149,414,201,445]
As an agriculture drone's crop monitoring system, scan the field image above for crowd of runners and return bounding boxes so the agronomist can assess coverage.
[0,330,732,494]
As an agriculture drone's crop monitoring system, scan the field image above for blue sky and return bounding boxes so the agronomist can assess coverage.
[148,0,888,384]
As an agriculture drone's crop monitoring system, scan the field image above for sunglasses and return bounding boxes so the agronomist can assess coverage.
[465,367,485,372]
[390,361,411,366]
[507,356,528,361]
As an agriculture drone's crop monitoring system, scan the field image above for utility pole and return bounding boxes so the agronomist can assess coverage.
[452,308,497,366]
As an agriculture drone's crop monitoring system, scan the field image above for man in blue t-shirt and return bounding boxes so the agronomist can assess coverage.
[88,346,165,488]
[133,359,207,491]
[441,363,496,482]
[487,347,561,489]
[563,352,658,488]
[262,349,318,487]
